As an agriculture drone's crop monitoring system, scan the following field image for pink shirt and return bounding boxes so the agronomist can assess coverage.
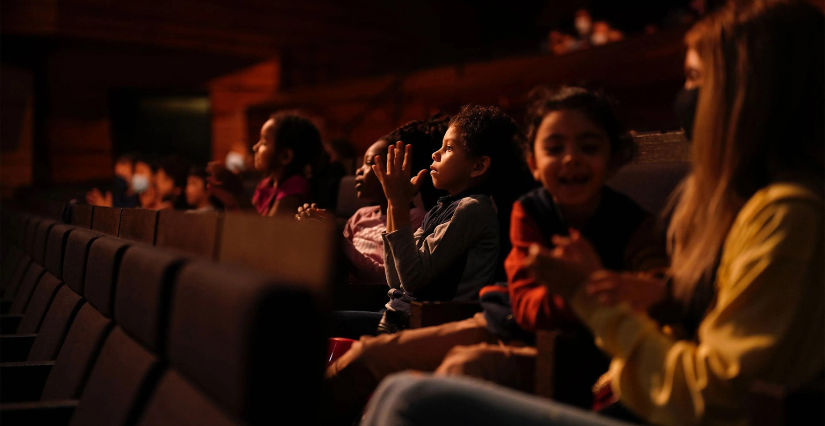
[252,175,311,216]
[343,205,426,283]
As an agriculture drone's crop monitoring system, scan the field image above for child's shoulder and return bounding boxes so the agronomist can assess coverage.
[455,194,497,217]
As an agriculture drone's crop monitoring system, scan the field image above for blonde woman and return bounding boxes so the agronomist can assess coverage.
[356,1,824,425]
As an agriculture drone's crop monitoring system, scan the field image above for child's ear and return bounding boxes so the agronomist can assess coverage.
[279,148,295,165]
[470,156,491,179]
[527,153,541,181]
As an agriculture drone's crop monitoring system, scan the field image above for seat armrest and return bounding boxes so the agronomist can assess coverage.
[0,399,77,426]
[409,301,482,329]
[0,334,36,363]
[1,314,23,334]
[0,362,54,403]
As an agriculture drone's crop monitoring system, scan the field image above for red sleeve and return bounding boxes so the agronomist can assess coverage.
[505,201,580,332]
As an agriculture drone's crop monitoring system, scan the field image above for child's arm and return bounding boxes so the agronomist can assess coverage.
[342,239,387,284]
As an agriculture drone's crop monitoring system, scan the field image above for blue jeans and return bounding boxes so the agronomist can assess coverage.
[360,373,637,426]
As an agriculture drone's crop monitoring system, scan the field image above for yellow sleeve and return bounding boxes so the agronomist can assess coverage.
[570,193,823,426]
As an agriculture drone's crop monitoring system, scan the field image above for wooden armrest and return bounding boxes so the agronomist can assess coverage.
[0,399,77,426]
[0,362,54,403]
[1,298,12,314]
[408,301,482,329]
[748,376,825,426]
[0,334,36,363]
[534,329,610,408]
[1,314,23,334]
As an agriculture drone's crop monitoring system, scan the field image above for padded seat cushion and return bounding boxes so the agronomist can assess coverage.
[84,237,131,318]
[45,224,75,280]
[28,286,85,361]
[17,273,63,334]
[63,229,102,296]
[10,263,46,314]
[69,326,161,426]
[136,370,239,426]
[42,304,113,400]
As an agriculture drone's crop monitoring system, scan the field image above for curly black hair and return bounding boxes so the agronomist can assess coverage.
[267,110,325,179]
[525,86,636,168]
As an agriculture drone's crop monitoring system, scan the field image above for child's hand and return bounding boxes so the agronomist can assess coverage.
[584,270,667,312]
[525,244,590,300]
[372,141,428,208]
[550,229,602,276]
[295,203,335,222]
[86,188,113,207]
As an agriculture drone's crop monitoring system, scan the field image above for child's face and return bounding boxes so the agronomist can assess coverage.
[430,126,476,195]
[185,176,208,206]
[252,119,276,172]
[529,110,612,209]
[356,140,388,202]
[155,169,179,200]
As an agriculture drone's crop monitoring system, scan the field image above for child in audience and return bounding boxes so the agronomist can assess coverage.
[186,165,221,213]
[86,153,140,208]
[155,155,191,210]
[252,111,323,216]
[359,1,824,425]
[325,88,667,424]
[297,119,446,284]
[134,157,161,210]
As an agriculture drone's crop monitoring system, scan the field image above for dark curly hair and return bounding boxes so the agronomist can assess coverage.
[267,110,325,179]
[381,113,452,209]
[525,86,636,168]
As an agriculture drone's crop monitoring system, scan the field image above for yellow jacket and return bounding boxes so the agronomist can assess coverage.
[570,183,824,426]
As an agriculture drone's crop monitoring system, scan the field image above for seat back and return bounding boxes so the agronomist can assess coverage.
[91,206,122,236]
[217,213,336,295]
[10,262,46,314]
[71,204,94,229]
[119,208,159,245]
[607,161,690,216]
[17,272,63,334]
[33,219,57,265]
[155,210,221,260]
[164,260,327,424]
[41,303,113,400]
[5,255,33,299]
[84,237,131,318]
[45,224,74,280]
[63,229,102,297]
[28,285,84,361]
[114,244,186,353]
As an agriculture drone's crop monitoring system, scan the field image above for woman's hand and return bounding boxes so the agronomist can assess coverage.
[525,244,591,299]
[372,141,428,208]
[584,270,667,312]
[295,203,335,222]
[550,229,603,276]
[86,188,113,207]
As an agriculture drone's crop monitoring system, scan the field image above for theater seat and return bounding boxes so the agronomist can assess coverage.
[44,225,75,282]
[15,272,62,335]
[26,286,85,362]
[62,229,102,298]
[32,220,57,266]
[84,237,132,319]
[7,263,46,316]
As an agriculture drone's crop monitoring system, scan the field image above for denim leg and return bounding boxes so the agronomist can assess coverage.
[360,373,637,426]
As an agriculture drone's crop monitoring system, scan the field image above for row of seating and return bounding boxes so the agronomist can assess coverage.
[0,207,336,425]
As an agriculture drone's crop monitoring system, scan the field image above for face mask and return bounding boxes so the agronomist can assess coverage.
[131,174,150,194]
[673,87,699,141]
[575,17,591,35]
[226,152,246,173]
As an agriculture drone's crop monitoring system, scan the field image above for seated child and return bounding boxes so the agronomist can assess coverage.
[252,110,323,216]
[186,165,221,212]
[297,119,448,283]
[324,87,668,424]
[155,155,191,210]
[86,153,140,208]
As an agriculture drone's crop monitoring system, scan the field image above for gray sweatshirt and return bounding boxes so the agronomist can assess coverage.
[382,192,500,313]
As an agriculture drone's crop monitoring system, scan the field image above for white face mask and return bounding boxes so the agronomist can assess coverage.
[131,174,150,194]
[226,152,246,173]
[575,17,592,35]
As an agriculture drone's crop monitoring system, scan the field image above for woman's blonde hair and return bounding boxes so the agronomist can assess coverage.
[669,0,824,298]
